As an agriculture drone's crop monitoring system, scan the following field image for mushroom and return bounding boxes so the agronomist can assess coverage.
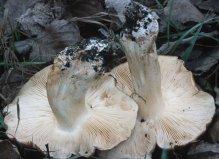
[99,2,215,159]
[3,38,138,158]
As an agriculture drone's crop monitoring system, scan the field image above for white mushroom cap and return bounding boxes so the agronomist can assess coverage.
[4,49,138,159]
[99,55,215,158]
[156,56,215,148]
[46,58,138,157]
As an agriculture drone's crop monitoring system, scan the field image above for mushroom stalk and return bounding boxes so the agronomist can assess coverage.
[120,37,164,119]
[119,1,162,119]
[46,60,96,129]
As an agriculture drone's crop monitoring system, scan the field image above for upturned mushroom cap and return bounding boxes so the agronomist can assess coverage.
[155,56,215,148]
[3,39,138,159]
[99,1,215,159]
[99,55,215,159]
[46,58,138,158]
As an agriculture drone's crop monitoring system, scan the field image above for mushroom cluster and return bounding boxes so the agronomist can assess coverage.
[3,1,215,159]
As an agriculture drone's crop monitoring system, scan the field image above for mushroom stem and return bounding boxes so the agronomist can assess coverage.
[46,60,96,129]
[119,1,162,119]
[120,38,164,119]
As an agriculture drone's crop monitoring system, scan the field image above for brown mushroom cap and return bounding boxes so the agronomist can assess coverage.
[4,57,138,158]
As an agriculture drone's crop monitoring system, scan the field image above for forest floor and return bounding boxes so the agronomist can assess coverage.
[0,0,219,159]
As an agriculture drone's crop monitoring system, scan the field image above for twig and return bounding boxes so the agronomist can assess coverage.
[0,93,7,101]
[15,98,20,134]
[206,65,219,79]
